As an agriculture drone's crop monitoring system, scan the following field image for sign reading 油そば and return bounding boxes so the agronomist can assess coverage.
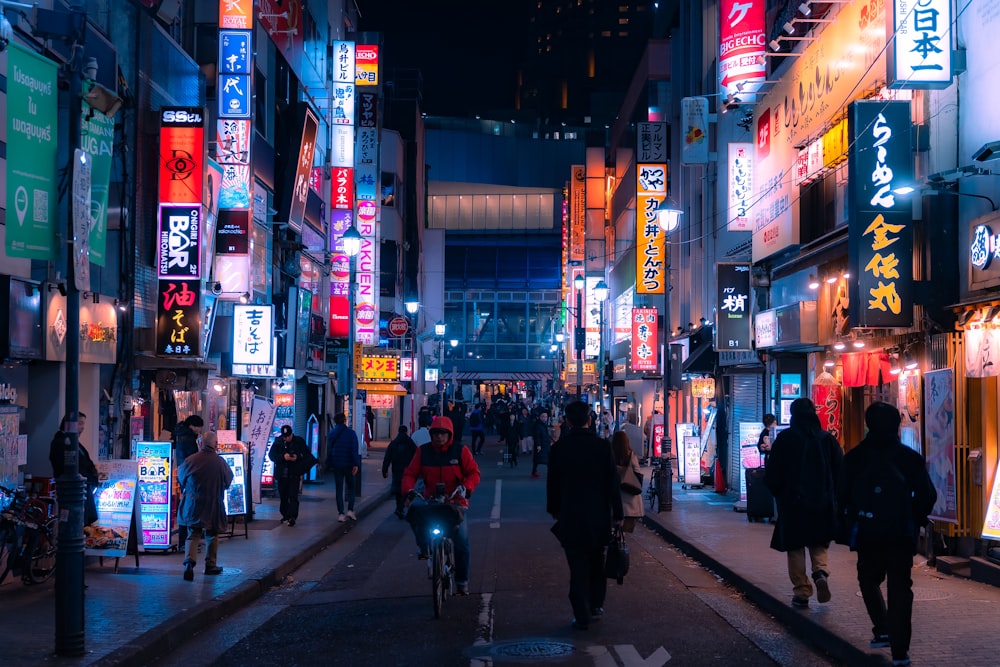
[155,279,202,357]
[847,100,913,328]
[233,304,274,366]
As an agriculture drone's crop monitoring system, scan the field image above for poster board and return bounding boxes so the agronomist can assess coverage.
[924,369,958,523]
[738,421,762,503]
[982,462,1000,540]
[85,459,138,557]
[219,450,248,516]
[134,441,173,549]
[0,406,20,488]
[683,436,702,486]
[675,423,695,477]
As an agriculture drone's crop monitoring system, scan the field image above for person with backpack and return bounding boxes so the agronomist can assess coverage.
[837,402,936,667]
[468,403,486,455]
[763,397,844,609]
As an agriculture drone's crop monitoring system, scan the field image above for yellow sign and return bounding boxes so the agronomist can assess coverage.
[360,355,399,380]
[636,163,668,294]
[690,377,716,398]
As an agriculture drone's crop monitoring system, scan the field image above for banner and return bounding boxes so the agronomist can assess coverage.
[86,460,138,558]
[81,87,115,267]
[715,263,752,351]
[680,97,709,165]
[719,0,766,100]
[727,143,753,231]
[569,165,586,263]
[5,44,59,260]
[247,397,276,504]
[923,369,957,524]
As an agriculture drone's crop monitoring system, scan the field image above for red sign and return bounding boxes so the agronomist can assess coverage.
[388,316,409,337]
[631,307,659,372]
[159,108,205,205]
[218,0,252,29]
[718,0,766,94]
[812,382,842,443]
[331,166,354,210]
[653,424,665,458]
[328,294,349,339]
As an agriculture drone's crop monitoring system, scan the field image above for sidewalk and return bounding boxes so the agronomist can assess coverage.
[641,475,1000,666]
[2,443,392,667]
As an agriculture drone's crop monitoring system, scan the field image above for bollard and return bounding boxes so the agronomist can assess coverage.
[656,457,673,512]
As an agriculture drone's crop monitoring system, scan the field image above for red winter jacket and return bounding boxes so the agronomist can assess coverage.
[401,416,481,508]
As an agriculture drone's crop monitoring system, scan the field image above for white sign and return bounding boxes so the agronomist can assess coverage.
[754,309,777,348]
[247,397,276,505]
[680,97,709,165]
[727,143,753,231]
[890,0,952,89]
[233,304,274,365]
[332,41,356,84]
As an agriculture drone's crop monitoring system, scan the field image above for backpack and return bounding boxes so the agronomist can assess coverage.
[849,450,914,544]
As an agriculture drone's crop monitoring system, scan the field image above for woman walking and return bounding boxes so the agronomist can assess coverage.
[612,430,645,531]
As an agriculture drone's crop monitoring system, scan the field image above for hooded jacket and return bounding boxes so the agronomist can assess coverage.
[401,416,481,508]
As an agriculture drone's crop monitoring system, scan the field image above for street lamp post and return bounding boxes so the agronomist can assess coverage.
[573,274,585,399]
[435,320,446,415]
[656,197,682,512]
[405,300,419,431]
[342,226,362,430]
[449,338,458,405]
[594,279,609,422]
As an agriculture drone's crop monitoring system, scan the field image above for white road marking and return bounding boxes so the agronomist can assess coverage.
[490,479,502,528]
[614,644,671,666]
[469,593,494,666]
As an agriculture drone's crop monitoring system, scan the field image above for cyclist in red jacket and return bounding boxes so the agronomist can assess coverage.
[402,416,481,595]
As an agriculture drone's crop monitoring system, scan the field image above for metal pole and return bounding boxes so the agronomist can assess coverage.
[348,257,356,419]
[597,302,604,425]
[659,239,673,512]
[575,287,583,399]
[438,339,445,415]
[56,2,88,655]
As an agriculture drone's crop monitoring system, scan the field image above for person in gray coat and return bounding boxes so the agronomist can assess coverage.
[546,401,624,630]
[177,430,233,580]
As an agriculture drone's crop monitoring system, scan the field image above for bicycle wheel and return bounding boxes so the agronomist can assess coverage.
[432,539,445,618]
[0,529,11,585]
[443,538,455,597]
[26,527,56,584]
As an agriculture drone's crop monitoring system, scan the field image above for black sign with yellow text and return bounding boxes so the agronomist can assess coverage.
[155,279,202,357]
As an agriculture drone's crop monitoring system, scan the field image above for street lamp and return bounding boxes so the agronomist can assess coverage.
[573,273,585,398]
[435,320,446,414]
[404,300,419,429]
[656,197,683,512]
[342,226,362,430]
[594,279,609,420]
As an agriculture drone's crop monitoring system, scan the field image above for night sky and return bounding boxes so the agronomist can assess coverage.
[354,0,530,118]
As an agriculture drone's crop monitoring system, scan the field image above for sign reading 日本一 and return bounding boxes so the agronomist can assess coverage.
[888,0,952,89]
[847,100,913,328]
[233,304,274,366]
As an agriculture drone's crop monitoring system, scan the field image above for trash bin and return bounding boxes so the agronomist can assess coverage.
[656,457,673,512]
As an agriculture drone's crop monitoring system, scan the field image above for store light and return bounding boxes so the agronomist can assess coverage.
[833,340,846,351]
[852,339,866,349]
[808,275,820,290]
[825,275,838,284]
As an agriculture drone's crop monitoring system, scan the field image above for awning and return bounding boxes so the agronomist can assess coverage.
[134,353,217,371]
[356,382,407,396]
[680,326,717,374]
[451,372,552,382]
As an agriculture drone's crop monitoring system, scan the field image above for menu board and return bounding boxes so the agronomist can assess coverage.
[135,441,172,549]
[683,435,702,486]
[85,460,138,558]
[219,451,247,516]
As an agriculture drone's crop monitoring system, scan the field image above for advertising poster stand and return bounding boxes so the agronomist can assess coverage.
[217,446,249,539]
[134,441,174,550]
[88,459,140,572]
[682,436,703,488]
[304,414,322,483]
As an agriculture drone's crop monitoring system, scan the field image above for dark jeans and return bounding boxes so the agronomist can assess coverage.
[409,502,471,584]
[332,466,355,514]
[857,544,914,659]
[470,429,485,453]
[277,474,301,520]
[562,545,607,626]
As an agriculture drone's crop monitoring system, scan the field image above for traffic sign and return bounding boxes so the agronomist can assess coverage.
[388,316,409,337]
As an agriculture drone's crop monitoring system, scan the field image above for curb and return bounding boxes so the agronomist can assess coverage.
[640,513,880,666]
[94,489,392,667]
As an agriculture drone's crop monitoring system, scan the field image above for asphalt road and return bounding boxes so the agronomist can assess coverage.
[154,461,842,667]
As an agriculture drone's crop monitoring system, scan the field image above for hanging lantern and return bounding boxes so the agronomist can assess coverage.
[690,377,715,399]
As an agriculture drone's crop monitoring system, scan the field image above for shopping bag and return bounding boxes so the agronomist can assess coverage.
[604,526,630,584]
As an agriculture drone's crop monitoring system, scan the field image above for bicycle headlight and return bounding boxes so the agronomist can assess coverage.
[431,527,442,536]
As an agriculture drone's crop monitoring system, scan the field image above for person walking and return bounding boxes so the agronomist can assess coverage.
[757,413,777,466]
[49,412,99,526]
[503,411,522,467]
[546,400,624,630]
[382,425,417,518]
[530,411,552,478]
[268,425,316,526]
[170,415,204,549]
[326,412,361,522]
[468,403,486,455]
[177,431,233,581]
[612,430,645,532]
[764,397,844,609]
[621,412,644,463]
[837,402,936,667]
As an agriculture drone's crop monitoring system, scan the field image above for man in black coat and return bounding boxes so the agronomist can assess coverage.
[382,425,417,518]
[173,415,204,463]
[268,424,316,526]
[837,402,936,666]
[546,400,624,630]
[764,398,843,609]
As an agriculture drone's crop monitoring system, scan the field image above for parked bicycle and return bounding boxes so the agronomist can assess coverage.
[646,458,661,512]
[0,485,58,586]
[406,483,465,618]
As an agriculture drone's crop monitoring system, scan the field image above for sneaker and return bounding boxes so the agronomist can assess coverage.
[791,595,809,609]
[346,510,357,521]
[287,519,296,527]
[204,566,223,575]
[571,619,589,630]
[870,634,891,649]
[814,574,831,603]
[456,581,469,596]
[891,656,910,666]
[530,472,541,478]
[337,514,346,523]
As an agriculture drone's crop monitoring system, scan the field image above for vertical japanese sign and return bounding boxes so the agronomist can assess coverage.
[355,44,379,85]
[889,0,952,89]
[630,307,658,372]
[233,304,274,365]
[569,165,586,263]
[135,441,172,550]
[680,97,709,165]
[727,143,753,231]
[81,87,115,267]
[247,397,276,505]
[286,106,319,231]
[332,40,356,125]
[155,279,202,356]
[217,118,252,209]
[159,107,206,205]
[6,44,59,260]
[719,0,766,101]
[715,263,752,351]
[157,205,201,278]
[848,100,913,328]
[635,164,667,294]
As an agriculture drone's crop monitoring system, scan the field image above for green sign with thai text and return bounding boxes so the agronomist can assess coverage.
[82,86,115,267]
[5,43,59,260]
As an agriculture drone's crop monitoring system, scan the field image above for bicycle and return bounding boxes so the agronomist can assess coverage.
[406,484,465,618]
[0,485,58,586]
[646,458,661,512]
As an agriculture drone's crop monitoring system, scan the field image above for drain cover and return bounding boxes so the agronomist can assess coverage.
[489,640,577,659]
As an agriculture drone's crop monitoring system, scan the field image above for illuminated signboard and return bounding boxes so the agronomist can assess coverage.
[718,0,765,101]
[233,304,274,366]
[159,107,205,206]
[157,204,201,278]
[361,355,399,381]
[635,164,667,294]
[715,263,752,352]
[727,143,753,231]
[86,460,138,558]
[355,44,378,86]
[220,451,247,516]
[889,0,952,89]
[135,441,172,550]
[630,307,658,372]
[155,279,202,357]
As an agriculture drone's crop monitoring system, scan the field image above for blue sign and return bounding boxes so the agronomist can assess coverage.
[219,31,251,74]
[219,74,251,118]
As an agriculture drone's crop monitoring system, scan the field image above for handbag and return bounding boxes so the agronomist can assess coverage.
[620,465,643,496]
[604,526,630,584]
